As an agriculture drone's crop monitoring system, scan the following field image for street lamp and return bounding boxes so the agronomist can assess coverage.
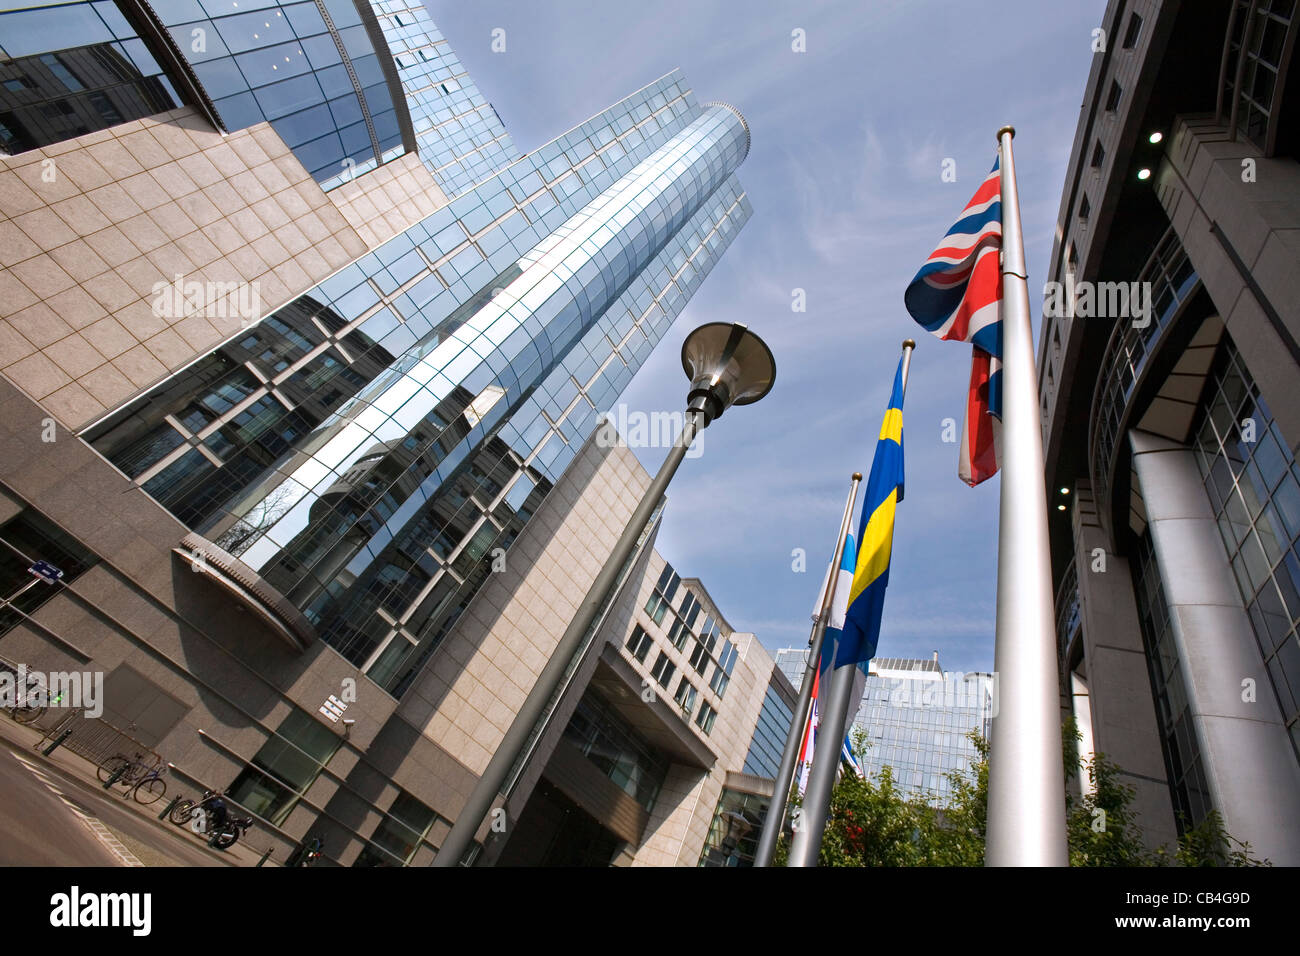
[433,322,775,867]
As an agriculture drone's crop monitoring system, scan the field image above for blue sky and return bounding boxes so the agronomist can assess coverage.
[431,0,1104,673]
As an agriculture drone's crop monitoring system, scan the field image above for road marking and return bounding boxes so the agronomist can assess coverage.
[11,752,144,867]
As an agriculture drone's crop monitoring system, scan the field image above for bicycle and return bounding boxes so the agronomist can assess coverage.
[96,753,168,805]
[3,672,46,725]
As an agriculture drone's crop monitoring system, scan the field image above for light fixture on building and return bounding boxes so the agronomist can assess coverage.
[1149,131,1163,144]
[433,322,776,867]
[1137,168,1152,180]
[1060,487,1069,494]
[1057,504,1067,511]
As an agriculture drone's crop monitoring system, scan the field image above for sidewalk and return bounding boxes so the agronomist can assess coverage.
[0,713,278,867]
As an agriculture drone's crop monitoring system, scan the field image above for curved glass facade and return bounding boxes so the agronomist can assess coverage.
[213,104,747,680]
[368,0,519,198]
[153,0,408,183]
[88,73,753,695]
[1089,226,1198,511]
[1192,337,1300,763]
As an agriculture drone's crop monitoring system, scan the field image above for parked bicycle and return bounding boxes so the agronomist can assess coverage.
[96,753,168,805]
[3,670,46,725]
[170,789,253,850]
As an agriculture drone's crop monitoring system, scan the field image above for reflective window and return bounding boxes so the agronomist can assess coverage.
[353,790,442,866]
[1132,529,1212,831]
[561,691,668,812]
[227,707,340,825]
[742,682,793,778]
[1193,335,1300,764]
[698,787,768,867]
[0,509,98,638]
[0,1,180,152]
[156,0,405,182]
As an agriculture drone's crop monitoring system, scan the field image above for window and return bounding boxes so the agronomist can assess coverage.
[227,708,341,826]
[699,788,769,867]
[644,592,668,625]
[1192,336,1300,766]
[0,5,180,153]
[1122,12,1143,49]
[650,651,675,688]
[354,791,441,867]
[696,701,717,734]
[689,639,710,676]
[667,617,690,650]
[562,692,668,811]
[625,624,652,662]
[1105,79,1123,112]
[0,510,97,638]
[1090,140,1105,168]
[674,678,697,715]
[1078,194,1091,220]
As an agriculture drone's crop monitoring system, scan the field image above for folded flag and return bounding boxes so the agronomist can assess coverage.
[797,669,819,796]
[810,533,857,633]
[837,359,905,668]
[904,156,1003,486]
[841,731,865,779]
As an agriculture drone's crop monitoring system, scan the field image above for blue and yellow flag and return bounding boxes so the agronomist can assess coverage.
[836,358,905,668]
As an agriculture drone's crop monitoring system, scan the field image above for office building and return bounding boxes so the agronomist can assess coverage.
[0,0,758,864]
[1040,0,1300,863]
[775,649,994,806]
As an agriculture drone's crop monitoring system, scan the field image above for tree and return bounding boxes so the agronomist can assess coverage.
[775,723,1268,866]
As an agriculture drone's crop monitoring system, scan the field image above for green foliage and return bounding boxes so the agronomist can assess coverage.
[777,721,1268,867]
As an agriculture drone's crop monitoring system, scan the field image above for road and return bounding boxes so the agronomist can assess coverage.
[0,737,229,867]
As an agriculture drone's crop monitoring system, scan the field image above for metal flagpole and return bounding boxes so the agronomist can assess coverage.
[788,340,914,868]
[752,471,861,867]
[985,126,1068,866]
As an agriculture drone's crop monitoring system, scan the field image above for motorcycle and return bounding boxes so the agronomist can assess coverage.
[169,789,254,850]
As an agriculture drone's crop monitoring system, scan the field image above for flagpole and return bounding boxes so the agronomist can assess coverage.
[788,339,914,868]
[985,126,1068,866]
[752,471,861,867]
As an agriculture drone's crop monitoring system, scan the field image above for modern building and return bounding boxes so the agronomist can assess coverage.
[1040,0,1300,863]
[0,0,761,865]
[775,649,994,806]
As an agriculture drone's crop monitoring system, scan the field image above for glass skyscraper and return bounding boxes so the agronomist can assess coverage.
[775,650,994,805]
[3,0,752,699]
[0,0,758,866]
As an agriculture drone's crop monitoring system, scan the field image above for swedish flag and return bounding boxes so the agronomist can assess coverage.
[836,358,905,668]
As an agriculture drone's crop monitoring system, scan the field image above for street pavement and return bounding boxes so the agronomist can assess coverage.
[0,716,261,867]
[0,743,123,867]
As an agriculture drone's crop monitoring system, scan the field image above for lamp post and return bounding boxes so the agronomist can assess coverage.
[432,322,776,867]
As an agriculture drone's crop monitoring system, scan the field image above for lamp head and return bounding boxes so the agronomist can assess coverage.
[680,322,776,425]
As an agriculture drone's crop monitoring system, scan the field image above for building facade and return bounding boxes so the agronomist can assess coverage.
[1040,0,1300,863]
[775,649,994,806]
[0,0,760,865]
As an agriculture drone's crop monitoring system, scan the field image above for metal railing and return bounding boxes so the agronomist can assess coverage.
[33,710,162,772]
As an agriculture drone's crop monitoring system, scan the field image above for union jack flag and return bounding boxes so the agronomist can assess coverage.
[904,156,1003,486]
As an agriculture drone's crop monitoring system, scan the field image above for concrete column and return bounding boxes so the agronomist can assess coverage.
[1130,429,1300,864]
[1069,481,1177,851]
